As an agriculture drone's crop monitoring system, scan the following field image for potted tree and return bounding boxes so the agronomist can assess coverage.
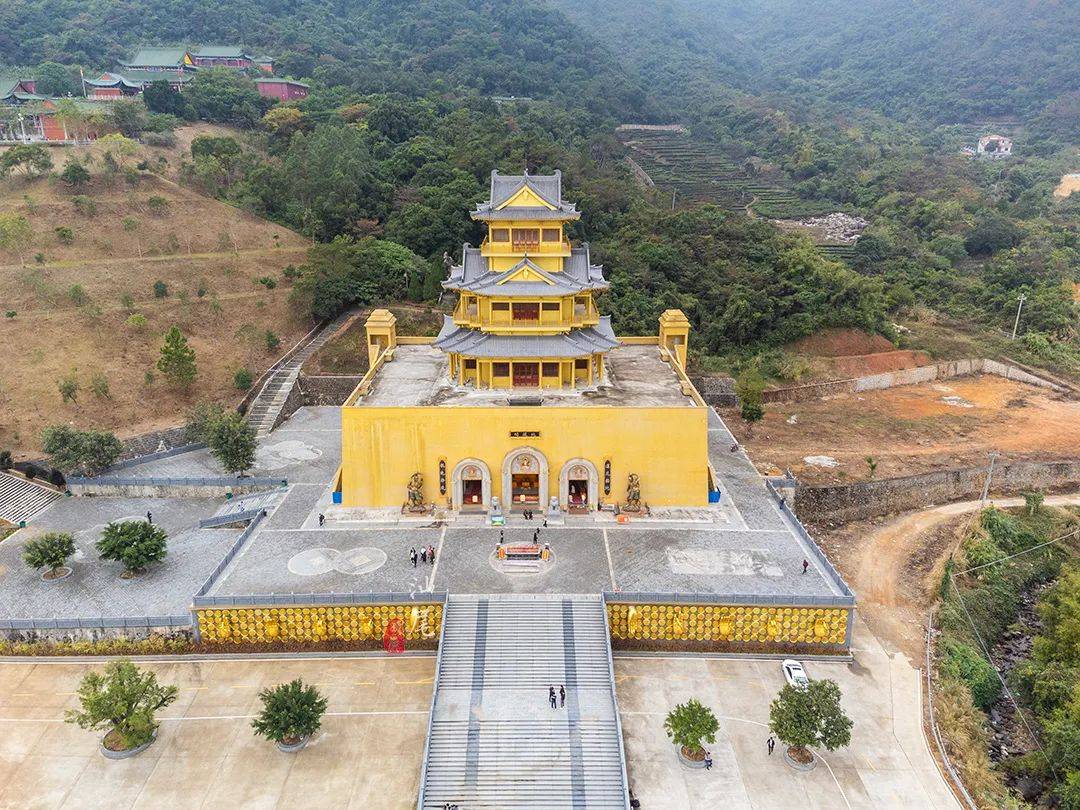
[664,698,719,768]
[769,679,853,770]
[22,532,77,581]
[252,679,328,752]
[65,659,178,759]
[96,520,167,578]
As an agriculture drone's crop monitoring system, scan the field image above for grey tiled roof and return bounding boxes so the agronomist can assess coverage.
[472,206,579,221]
[444,245,607,296]
[474,170,579,218]
[433,316,618,358]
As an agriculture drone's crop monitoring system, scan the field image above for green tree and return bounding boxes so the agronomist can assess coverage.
[663,698,719,759]
[96,520,167,575]
[769,679,853,762]
[184,401,225,444]
[22,532,76,578]
[207,411,257,476]
[735,367,765,431]
[251,679,328,747]
[157,326,197,388]
[34,61,78,96]
[0,144,54,177]
[108,99,149,138]
[65,660,178,751]
[60,158,91,188]
[142,80,191,117]
[186,68,264,126]
[41,425,122,476]
[0,213,33,266]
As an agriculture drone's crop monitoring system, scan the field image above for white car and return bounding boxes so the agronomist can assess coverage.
[782,659,810,689]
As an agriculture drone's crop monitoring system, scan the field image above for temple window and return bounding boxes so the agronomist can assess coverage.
[542,362,559,377]
[512,302,540,321]
[512,228,540,250]
[464,358,477,370]
[574,358,588,370]
[542,302,560,311]
[542,228,560,242]
[491,302,510,311]
[491,228,509,242]
[493,362,510,377]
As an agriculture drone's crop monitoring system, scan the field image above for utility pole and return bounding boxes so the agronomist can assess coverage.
[1011,292,1027,340]
[980,451,999,507]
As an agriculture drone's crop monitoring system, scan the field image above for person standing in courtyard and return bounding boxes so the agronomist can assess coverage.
[318,513,325,527]
[549,686,557,709]
[767,736,775,755]
[428,544,436,563]
[420,546,427,564]
[146,511,152,524]
[410,547,418,568]
[802,558,809,574]
[559,684,565,707]
[705,751,713,770]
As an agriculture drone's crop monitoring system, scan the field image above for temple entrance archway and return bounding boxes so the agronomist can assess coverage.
[502,447,549,511]
[559,458,598,513]
[451,458,491,511]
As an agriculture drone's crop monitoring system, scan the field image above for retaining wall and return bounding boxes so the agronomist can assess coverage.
[67,478,285,498]
[794,459,1080,524]
[0,619,192,643]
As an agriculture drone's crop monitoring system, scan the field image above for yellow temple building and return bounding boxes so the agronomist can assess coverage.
[338,170,713,514]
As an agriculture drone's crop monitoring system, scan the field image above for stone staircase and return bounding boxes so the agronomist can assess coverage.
[245,309,357,437]
[419,594,628,809]
[198,489,284,528]
[0,472,61,525]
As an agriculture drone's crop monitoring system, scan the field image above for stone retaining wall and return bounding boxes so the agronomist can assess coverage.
[794,459,1080,524]
[67,481,281,498]
[0,625,192,643]
[117,426,190,461]
[689,375,736,407]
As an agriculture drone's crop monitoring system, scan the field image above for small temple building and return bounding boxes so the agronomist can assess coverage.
[337,170,713,515]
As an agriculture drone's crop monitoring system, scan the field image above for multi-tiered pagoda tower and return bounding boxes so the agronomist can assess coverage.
[433,170,617,389]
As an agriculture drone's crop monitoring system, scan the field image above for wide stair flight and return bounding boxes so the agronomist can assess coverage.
[419,594,629,809]
[0,472,61,525]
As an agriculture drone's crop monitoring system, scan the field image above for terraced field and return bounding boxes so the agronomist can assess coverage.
[619,130,831,218]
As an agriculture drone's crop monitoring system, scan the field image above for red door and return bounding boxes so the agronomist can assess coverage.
[513,362,540,387]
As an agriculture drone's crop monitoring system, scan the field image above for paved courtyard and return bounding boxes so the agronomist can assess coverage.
[0,655,434,810]
[616,618,959,809]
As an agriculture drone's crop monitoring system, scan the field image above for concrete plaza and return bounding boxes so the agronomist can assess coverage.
[615,618,959,809]
[0,655,434,810]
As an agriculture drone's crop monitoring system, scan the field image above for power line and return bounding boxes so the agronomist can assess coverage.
[956,526,1080,576]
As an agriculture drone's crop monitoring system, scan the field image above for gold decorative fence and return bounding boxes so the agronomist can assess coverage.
[606,602,850,648]
[195,602,443,645]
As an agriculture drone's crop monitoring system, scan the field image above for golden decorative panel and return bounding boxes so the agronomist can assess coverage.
[195,603,443,645]
[606,603,849,647]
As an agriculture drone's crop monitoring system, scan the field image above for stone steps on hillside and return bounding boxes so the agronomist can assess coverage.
[0,472,61,525]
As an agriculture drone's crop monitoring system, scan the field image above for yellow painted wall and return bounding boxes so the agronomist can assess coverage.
[195,603,444,645]
[341,404,709,507]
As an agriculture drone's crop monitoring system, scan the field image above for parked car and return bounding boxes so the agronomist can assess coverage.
[782,659,810,689]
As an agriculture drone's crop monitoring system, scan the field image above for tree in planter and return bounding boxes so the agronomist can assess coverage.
[207,411,257,476]
[735,367,765,436]
[769,679,853,764]
[157,325,197,388]
[96,520,167,577]
[252,679,328,750]
[664,698,719,762]
[65,659,178,753]
[22,532,77,579]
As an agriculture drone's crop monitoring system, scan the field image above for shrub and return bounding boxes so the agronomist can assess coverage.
[147,196,169,216]
[90,372,110,399]
[58,373,79,403]
[125,313,147,330]
[68,284,89,306]
[65,659,178,751]
[940,639,1002,709]
[251,679,328,745]
[122,217,139,231]
[96,520,167,575]
[71,195,97,217]
[0,449,11,469]
[736,367,766,427]
[55,226,74,245]
[664,698,719,757]
[264,331,280,352]
[22,532,76,577]
[769,679,853,761]
[4,311,14,318]
[152,280,168,298]
[257,275,277,289]
[60,159,91,188]
[233,368,253,390]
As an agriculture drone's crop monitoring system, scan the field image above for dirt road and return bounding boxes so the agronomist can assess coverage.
[821,493,1080,660]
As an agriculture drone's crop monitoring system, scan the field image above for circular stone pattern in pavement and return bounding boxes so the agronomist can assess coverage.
[255,440,323,470]
[287,547,387,577]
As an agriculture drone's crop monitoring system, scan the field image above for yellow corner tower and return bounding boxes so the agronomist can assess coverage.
[433,170,615,389]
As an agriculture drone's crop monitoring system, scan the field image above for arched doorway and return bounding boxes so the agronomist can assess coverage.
[501,447,549,512]
[559,458,598,513]
[451,458,491,511]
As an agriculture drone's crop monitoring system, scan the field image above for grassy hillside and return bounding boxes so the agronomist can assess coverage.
[0,128,312,456]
